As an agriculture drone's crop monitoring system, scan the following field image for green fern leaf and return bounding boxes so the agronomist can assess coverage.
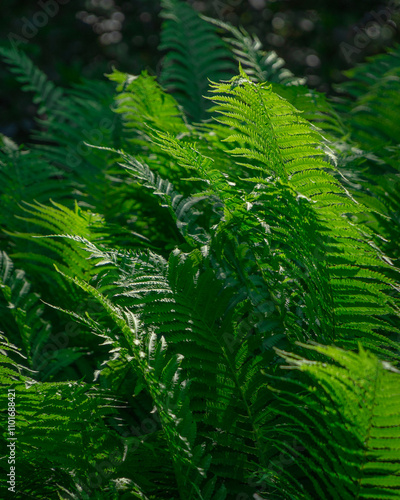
[159,0,235,122]
[263,343,400,499]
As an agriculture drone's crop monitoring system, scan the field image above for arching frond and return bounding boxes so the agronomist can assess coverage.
[207,72,400,360]
[0,44,65,115]
[205,17,304,86]
[108,68,188,137]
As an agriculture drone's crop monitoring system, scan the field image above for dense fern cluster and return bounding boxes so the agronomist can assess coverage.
[1,1,400,498]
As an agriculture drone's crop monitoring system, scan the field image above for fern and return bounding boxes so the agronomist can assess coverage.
[108,68,188,138]
[0,333,124,499]
[206,70,400,359]
[261,343,400,499]
[332,45,400,265]
[205,17,304,86]
[0,45,65,116]
[49,262,229,499]
[159,0,235,122]
[1,4,400,499]
[0,251,87,379]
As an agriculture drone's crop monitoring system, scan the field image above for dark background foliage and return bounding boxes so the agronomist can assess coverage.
[1,0,400,143]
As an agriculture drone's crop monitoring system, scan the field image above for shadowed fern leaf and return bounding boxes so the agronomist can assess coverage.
[0,250,86,379]
[159,0,235,122]
[205,17,305,86]
[0,45,64,115]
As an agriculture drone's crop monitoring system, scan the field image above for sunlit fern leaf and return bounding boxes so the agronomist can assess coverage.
[159,0,235,122]
[150,77,400,364]
[108,68,188,137]
[59,238,276,495]
[150,129,240,206]
[269,83,347,142]
[152,124,334,352]
[207,72,400,362]
[107,68,200,198]
[6,201,111,307]
[118,151,213,247]
[261,343,400,500]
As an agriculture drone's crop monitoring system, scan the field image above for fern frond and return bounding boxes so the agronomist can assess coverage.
[207,72,400,360]
[117,151,213,247]
[57,238,277,495]
[0,332,125,498]
[6,200,111,307]
[108,69,188,137]
[262,343,400,499]
[0,44,64,115]
[50,261,228,499]
[0,251,50,373]
[205,17,305,86]
[150,129,239,205]
[270,83,347,141]
[159,0,235,122]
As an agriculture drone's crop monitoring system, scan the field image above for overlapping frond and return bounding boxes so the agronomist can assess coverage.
[207,72,400,361]
[261,343,400,500]
[0,250,85,378]
[54,238,273,496]
[270,83,347,141]
[1,8,400,499]
[6,201,111,305]
[108,68,188,138]
[50,257,229,499]
[0,332,123,499]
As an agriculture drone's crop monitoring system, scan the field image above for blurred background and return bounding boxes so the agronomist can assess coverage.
[1,0,400,144]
